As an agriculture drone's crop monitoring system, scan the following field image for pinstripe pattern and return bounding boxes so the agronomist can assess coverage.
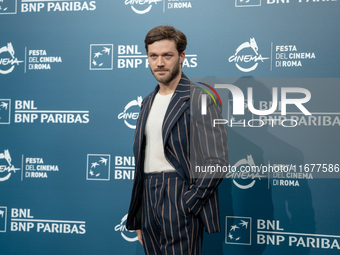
[142,172,203,255]
[126,73,229,239]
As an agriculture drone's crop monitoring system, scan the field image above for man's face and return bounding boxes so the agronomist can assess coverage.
[147,39,185,86]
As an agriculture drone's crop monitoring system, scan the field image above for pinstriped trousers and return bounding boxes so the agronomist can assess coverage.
[142,172,204,255]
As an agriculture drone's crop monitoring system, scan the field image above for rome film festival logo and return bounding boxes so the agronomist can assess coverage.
[228,38,269,72]
[0,43,23,74]
[226,216,252,245]
[0,149,20,181]
[86,154,110,181]
[115,214,138,242]
[125,0,162,14]
[0,0,17,14]
[228,155,266,190]
[118,96,142,129]
[0,99,10,124]
[89,44,113,70]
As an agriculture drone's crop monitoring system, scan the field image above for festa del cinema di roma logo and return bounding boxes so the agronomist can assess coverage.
[0,43,23,74]
[125,0,162,14]
[226,155,266,190]
[115,214,138,242]
[118,96,143,129]
[0,149,20,182]
[125,0,193,14]
[229,38,269,72]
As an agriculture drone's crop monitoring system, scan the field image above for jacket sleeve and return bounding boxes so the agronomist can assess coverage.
[125,96,149,230]
[183,88,229,216]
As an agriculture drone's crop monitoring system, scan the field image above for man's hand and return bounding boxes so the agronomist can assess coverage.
[136,229,143,246]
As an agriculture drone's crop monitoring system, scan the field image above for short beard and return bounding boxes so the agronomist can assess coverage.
[151,58,180,85]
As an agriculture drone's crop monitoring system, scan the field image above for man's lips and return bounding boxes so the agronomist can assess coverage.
[154,69,169,73]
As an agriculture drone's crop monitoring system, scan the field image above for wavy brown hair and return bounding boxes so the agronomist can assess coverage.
[144,26,187,54]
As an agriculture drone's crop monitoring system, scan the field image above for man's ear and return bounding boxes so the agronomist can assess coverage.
[179,51,185,64]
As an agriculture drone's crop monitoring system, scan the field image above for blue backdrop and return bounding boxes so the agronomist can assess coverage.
[1,0,339,254]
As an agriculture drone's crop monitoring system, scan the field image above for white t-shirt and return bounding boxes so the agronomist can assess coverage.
[144,92,176,173]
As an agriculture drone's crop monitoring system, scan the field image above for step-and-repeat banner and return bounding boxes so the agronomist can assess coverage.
[1,1,339,254]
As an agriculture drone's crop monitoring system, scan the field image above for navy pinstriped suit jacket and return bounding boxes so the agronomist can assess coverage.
[126,73,229,233]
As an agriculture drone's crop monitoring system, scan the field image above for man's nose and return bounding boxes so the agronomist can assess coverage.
[157,56,165,66]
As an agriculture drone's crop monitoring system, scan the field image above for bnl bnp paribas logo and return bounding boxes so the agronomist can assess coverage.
[0,206,7,232]
[235,0,261,7]
[226,216,252,245]
[0,0,17,14]
[0,99,10,124]
[235,0,338,7]
[4,0,96,13]
[89,44,113,70]
[228,38,269,73]
[86,154,110,181]
[0,43,23,74]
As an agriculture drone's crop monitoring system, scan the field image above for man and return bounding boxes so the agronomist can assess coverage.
[126,25,228,255]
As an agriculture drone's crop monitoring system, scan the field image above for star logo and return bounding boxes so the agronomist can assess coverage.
[0,206,7,232]
[91,162,99,168]
[0,99,11,125]
[0,0,17,15]
[235,0,261,7]
[89,44,113,70]
[226,216,252,245]
[86,154,111,181]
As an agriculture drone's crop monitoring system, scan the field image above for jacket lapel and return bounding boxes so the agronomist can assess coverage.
[162,73,191,145]
[135,86,159,161]
[136,73,191,166]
